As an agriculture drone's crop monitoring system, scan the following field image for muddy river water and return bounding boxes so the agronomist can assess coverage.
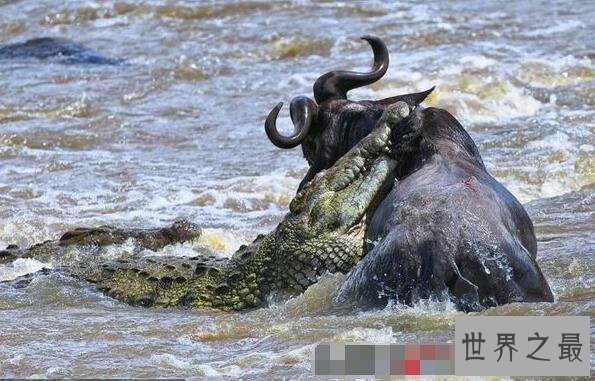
[0,0,593,379]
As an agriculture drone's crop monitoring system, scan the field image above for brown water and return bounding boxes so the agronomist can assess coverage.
[0,0,593,379]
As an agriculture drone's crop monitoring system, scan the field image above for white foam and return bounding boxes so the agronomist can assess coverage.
[146,187,197,211]
[526,131,573,150]
[0,258,51,281]
[459,55,497,70]
[6,354,23,365]
[449,81,543,125]
[146,242,201,258]
[383,295,460,315]
[334,326,397,343]
[522,20,585,37]
[150,353,194,370]
[516,55,594,88]
[100,238,139,259]
[197,362,244,378]
[196,228,254,257]
[352,59,545,126]
[539,177,574,199]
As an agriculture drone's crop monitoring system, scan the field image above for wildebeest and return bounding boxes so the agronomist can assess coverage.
[265,36,434,190]
[0,37,122,65]
[265,36,553,311]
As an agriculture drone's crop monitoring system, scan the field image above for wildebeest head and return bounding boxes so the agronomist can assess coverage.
[265,36,434,189]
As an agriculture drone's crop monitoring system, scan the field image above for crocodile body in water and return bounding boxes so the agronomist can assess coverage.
[3,102,410,311]
[0,219,202,265]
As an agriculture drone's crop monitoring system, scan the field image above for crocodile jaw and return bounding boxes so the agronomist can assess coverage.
[290,102,410,237]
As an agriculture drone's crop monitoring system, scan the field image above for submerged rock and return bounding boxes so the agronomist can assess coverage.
[0,37,122,64]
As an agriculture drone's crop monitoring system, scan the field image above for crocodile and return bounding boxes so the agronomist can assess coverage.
[5,102,411,311]
[0,219,202,265]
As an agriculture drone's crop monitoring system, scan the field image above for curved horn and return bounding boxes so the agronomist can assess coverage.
[313,35,389,104]
[378,86,436,108]
[265,96,318,149]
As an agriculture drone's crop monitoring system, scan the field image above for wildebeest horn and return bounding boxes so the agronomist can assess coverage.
[265,96,318,149]
[313,35,389,104]
[378,86,436,107]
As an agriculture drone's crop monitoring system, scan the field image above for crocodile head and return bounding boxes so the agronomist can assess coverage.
[284,101,410,240]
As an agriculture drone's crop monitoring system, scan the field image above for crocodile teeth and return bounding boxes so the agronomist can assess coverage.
[334,179,349,191]
[374,137,387,148]
[352,156,365,171]
[344,169,355,181]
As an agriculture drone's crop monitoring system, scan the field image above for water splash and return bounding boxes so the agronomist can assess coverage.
[0,258,50,281]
